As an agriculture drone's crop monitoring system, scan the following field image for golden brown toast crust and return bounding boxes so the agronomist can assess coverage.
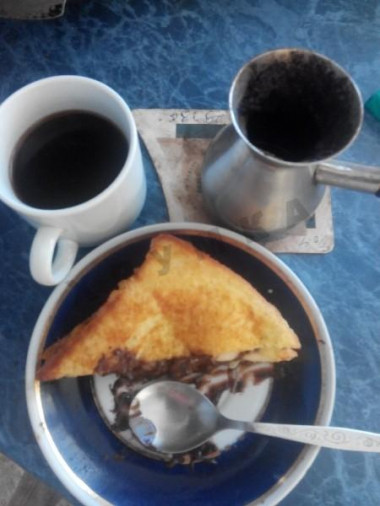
[37,234,300,381]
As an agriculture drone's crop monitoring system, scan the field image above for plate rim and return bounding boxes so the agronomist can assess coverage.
[25,221,336,506]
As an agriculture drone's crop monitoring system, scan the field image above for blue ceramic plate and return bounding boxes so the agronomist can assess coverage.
[26,223,335,506]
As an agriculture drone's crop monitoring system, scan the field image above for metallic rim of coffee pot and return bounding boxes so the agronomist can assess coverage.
[228,48,364,167]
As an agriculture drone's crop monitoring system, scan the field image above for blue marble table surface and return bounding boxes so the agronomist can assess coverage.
[1,1,380,504]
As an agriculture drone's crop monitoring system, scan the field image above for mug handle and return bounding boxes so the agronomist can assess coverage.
[29,227,78,286]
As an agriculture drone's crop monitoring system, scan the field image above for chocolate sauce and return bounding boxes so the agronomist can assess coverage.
[96,349,217,379]
[106,350,275,467]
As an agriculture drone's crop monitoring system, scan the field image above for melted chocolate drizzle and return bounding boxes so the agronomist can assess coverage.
[104,349,274,467]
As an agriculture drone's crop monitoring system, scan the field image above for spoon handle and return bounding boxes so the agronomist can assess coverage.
[251,422,380,452]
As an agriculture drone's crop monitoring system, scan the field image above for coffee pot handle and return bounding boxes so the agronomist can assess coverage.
[315,161,380,196]
[29,227,78,286]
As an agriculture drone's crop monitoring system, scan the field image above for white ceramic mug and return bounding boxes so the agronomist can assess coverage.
[0,76,146,286]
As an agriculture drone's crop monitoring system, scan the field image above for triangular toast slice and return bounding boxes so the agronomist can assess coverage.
[37,234,300,381]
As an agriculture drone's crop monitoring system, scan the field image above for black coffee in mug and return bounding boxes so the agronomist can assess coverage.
[11,110,129,209]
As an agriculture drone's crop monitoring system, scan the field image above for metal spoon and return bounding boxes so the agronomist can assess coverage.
[129,380,380,454]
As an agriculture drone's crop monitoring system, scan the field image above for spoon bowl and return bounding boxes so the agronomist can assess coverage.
[129,380,222,453]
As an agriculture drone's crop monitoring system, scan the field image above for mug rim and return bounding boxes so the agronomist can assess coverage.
[229,47,364,168]
[0,75,139,216]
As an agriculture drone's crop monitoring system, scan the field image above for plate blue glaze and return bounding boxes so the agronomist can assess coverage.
[26,223,335,506]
